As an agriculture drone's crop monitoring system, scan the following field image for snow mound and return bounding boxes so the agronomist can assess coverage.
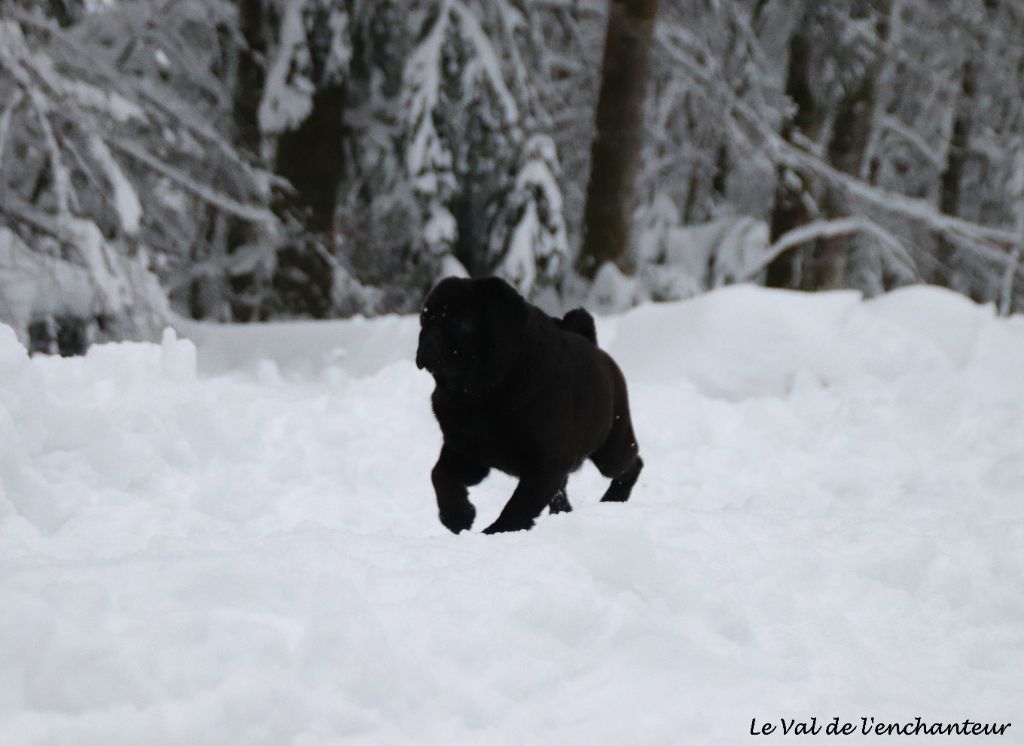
[1,285,1022,744]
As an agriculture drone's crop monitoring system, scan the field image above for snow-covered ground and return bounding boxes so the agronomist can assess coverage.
[1,285,1022,744]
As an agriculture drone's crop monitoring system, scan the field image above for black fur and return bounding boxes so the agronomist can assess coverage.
[558,308,597,344]
[417,277,643,534]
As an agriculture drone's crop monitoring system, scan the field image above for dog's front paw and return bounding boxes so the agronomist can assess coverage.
[439,500,476,534]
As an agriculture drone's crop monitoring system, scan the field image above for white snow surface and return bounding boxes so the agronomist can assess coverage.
[1,285,1022,744]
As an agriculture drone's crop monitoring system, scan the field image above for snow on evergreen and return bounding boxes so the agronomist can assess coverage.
[5,0,1024,330]
[259,0,351,137]
[399,0,569,291]
[488,135,570,294]
[88,134,142,237]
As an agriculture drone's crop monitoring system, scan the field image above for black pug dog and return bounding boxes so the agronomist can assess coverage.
[416,276,643,534]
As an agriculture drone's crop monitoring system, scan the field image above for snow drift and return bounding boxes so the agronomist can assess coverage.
[1,285,1022,744]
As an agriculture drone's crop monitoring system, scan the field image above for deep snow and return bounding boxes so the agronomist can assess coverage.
[1,285,1022,744]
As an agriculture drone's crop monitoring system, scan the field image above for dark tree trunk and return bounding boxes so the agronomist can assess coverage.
[217,0,273,322]
[275,84,347,233]
[813,0,890,290]
[273,0,350,235]
[814,74,876,288]
[578,0,659,278]
[184,0,273,322]
[768,0,886,290]
[46,0,84,27]
[712,142,729,200]
[936,59,976,284]
[233,0,272,157]
[766,11,819,288]
[226,0,347,319]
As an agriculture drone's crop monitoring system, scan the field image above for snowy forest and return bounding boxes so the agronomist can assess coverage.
[3,2,1024,741]
[2,0,1024,350]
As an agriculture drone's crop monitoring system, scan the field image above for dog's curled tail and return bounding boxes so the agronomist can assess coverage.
[560,308,597,345]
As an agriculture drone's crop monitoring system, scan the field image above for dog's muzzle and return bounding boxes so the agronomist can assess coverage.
[416,327,440,370]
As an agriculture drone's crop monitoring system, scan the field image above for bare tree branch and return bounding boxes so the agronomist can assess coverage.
[739,217,917,282]
[0,87,23,160]
[107,138,276,224]
[656,29,1024,254]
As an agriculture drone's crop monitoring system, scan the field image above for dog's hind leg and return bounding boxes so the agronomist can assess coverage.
[483,471,568,533]
[548,477,572,514]
[599,455,643,502]
[590,415,642,503]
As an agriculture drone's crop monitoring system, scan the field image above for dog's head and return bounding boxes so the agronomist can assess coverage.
[416,277,528,394]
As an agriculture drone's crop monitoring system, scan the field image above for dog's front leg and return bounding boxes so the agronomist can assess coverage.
[483,471,567,534]
[432,445,489,534]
